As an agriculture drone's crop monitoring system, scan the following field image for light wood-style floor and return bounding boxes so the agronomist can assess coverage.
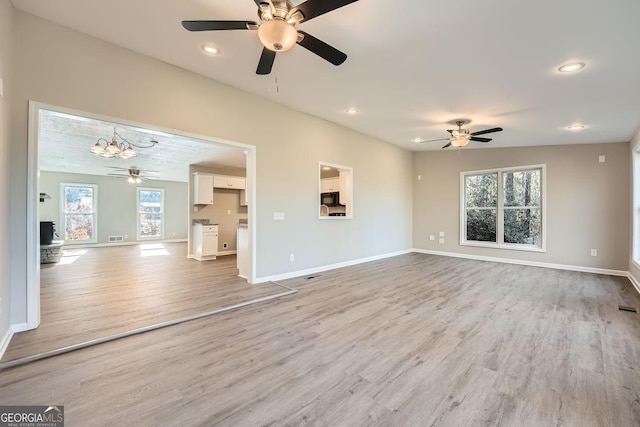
[2,253,640,426]
[2,243,286,362]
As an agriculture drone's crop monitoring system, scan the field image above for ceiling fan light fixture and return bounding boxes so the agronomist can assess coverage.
[451,136,470,148]
[258,18,298,52]
[120,146,137,158]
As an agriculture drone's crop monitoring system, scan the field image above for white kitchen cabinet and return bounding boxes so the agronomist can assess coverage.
[193,224,218,261]
[321,177,340,193]
[193,173,214,205]
[239,189,248,206]
[214,175,246,190]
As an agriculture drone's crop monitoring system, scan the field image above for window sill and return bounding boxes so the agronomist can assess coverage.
[460,241,546,253]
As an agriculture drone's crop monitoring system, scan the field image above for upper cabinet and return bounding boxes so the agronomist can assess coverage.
[214,175,246,190]
[193,172,214,205]
[321,177,340,193]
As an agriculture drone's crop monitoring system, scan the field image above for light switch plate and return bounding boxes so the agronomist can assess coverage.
[599,155,605,163]
[274,212,285,221]
[429,235,435,241]
[439,231,445,237]
[439,238,445,244]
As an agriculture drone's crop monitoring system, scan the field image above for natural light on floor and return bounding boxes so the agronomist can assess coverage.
[57,249,88,265]
[140,243,170,257]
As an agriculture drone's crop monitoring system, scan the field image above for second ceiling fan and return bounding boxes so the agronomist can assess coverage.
[182,0,359,75]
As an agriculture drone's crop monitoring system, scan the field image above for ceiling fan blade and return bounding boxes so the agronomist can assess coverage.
[442,142,452,149]
[470,127,503,136]
[107,173,129,177]
[293,0,359,23]
[296,31,347,65]
[256,47,276,75]
[419,138,450,143]
[181,21,257,31]
[470,137,492,143]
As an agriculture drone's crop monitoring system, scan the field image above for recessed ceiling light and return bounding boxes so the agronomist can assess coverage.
[567,124,585,131]
[558,62,585,73]
[345,108,359,115]
[411,137,424,143]
[201,44,220,55]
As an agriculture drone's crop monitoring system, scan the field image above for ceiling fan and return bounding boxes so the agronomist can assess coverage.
[419,121,504,149]
[106,167,159,184]
[182,0,359,75]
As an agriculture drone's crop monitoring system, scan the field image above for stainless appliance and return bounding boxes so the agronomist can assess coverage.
[321,192,343,207]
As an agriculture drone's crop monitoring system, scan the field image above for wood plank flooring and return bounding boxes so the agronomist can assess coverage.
[2,243,285,362]
[2,253,640,426]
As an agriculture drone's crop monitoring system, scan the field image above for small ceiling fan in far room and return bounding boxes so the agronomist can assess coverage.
[181,0,359,75]
[106,167,159,184]
[419,121,504,149]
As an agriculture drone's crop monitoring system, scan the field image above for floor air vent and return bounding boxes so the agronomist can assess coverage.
[108,235,124,242]
[618,305,638,313]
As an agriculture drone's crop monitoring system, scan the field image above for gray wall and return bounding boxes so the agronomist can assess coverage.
[8,10,413,324]
[0,0,13,338]
[629,128,640,282]
[40,171,188,244]
[188,165,248,255]
[413,142,630,271]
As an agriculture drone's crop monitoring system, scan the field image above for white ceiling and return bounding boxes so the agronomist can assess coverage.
[39,109,247,182]
[12,0,640,152]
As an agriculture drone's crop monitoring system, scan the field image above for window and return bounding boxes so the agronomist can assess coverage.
[61,183,98,243]
[137,188,164,240]
[461,165,545,251]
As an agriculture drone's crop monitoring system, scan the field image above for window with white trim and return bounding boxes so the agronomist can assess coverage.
[137,188,164,240]
[461,165,545,251]
[61,183,98,244]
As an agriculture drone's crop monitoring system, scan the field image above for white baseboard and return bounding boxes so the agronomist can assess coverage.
[253,249,413,284]
[413,248,629,277]
[216,250,237,256]
[627,272,640,295]
[11,323,29,333]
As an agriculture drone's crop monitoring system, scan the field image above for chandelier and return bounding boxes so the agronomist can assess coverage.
[90,127,158,159]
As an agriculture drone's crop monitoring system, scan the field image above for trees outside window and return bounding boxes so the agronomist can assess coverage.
[61,183,97,243]
[137,188,164,240]
[461,165,545,251]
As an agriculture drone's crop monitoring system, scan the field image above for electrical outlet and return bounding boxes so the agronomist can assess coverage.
[599,155,606,163]
[223,242,228,249]
[418,175,422,180]
[124,234,128,239]
[290,253,295,262]
[172,232,176,237]
[274,212,285,221]
[429,235,435,241]
[227,209,231,215]
[591,249,598,257]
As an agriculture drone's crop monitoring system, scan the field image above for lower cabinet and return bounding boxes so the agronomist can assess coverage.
[193,224,218,261]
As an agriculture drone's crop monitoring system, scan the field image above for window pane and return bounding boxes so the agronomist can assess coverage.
[139,213,162,237]
[504,208,541,245]
[139,191,162,213]
[503,170,541,207]
[465,174,497,208]
[65,214,94,241]
[466,209,497,242]
[65,186,94,213]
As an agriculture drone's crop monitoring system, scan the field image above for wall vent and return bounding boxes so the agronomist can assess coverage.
[108,235,124,243]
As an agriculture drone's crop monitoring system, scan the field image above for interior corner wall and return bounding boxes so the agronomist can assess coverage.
[8,10,413,322]
[629,127,640,283]
[1,0,14,339]
[413,142,630,271]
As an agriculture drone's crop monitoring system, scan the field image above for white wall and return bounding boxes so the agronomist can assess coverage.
[413,143,630,271]
[8,11,413,324]
[0,0,14,342]
[40,171,188,244]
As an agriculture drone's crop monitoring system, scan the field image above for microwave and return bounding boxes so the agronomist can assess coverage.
[321,191,343,207]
